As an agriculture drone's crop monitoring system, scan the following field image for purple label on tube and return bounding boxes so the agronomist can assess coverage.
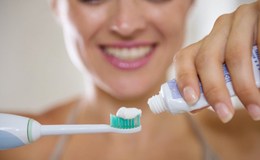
[167,80,182,99]
[252,45,260,71]
[223,64,231,83]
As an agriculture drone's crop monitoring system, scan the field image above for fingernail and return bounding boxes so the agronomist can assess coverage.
[214,103,233,123]
[247,104,260,121]
[183,86,198,105]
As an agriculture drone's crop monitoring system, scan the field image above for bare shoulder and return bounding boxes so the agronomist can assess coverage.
[0,96,80,160]
[32,96,80,124]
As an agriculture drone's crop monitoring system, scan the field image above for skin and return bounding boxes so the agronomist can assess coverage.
[0,0,260,159]
[55,0,189,101]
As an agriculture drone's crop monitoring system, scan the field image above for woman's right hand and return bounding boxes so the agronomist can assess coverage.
[174,1,260,123]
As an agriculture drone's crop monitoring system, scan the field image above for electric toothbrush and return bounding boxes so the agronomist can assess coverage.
[0,109,141,150]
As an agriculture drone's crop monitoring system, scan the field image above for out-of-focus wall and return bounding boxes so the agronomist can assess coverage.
[185,0,256,46]
[0,0,256,114]
[0,1,84,114]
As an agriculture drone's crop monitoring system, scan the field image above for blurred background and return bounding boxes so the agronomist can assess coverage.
[0,0,255,114]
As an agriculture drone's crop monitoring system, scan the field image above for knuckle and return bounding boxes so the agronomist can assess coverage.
[173,50,185,64]
[195,50,210,71]
[203,86,224,103]
[175,73,190,89]
[174,42,201,64]
[211,13,232,36]
[176,72,190,82]
[235,85,255,97]
[214,14,231,26]
[234,4,252,17]
[225,47,245,68]
[174,47,191,61]
[176,72,198,92]
[235,87,258,105]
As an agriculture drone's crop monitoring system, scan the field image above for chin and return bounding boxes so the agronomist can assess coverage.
[102,72,164,100]
[113,91,148,102]
[109,83,154,101]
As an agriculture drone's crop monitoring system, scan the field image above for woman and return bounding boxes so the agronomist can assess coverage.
[1,0,260,159]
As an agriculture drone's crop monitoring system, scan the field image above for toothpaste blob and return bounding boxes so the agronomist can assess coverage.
[116,107,142,119]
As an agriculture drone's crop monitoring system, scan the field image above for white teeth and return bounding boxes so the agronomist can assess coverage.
[105,46,151,60]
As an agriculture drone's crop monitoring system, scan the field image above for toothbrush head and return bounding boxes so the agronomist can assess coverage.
[110,114,141,129]
[111,106,141,128]
[109,114,141,133]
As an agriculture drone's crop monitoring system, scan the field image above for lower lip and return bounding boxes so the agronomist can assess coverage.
[102,48,155,70]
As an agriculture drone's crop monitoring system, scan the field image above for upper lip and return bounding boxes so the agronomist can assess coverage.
[100,41,157,49]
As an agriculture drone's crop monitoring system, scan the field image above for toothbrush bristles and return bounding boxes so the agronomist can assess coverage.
[110,114,141,129]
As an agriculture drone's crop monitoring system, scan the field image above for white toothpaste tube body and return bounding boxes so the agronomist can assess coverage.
[148,45,260,114]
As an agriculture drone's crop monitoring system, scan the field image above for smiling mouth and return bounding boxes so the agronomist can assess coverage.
[100,43,156,70]
[101,44,156,61]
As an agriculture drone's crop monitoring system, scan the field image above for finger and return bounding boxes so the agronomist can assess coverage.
[257,0,260,10]
[226,3,260,121]
[174,41,202,105]
[196,14,234,123]
[258,2,260,48]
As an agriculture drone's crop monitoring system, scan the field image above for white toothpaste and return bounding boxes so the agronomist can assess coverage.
[116,107,142,119]
[148,45,260,114]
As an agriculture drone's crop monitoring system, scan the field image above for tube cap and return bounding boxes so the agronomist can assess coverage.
[147,95,168,114]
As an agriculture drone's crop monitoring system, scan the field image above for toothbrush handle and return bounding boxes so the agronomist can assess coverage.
[0,113,39,150]
[41,124,113,135]
[0,113,141,150]
[41,124,141,135]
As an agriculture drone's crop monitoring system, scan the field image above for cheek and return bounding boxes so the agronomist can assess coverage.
[146,2,189,41]
[154,14,186,57]
[149,12,187,73]
[62,7,110,67]
[71,10,106,43]
[64,1,111,41]
[159,15,186,42]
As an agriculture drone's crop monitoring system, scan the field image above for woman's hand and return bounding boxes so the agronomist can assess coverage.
[174,1,260,123]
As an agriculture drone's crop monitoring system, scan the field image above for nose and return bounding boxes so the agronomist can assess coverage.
[110,1,147,37]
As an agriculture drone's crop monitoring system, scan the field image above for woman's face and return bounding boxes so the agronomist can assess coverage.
[54,0,192,100]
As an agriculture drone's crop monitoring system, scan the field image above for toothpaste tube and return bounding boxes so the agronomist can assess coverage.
[148,45,260,114]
